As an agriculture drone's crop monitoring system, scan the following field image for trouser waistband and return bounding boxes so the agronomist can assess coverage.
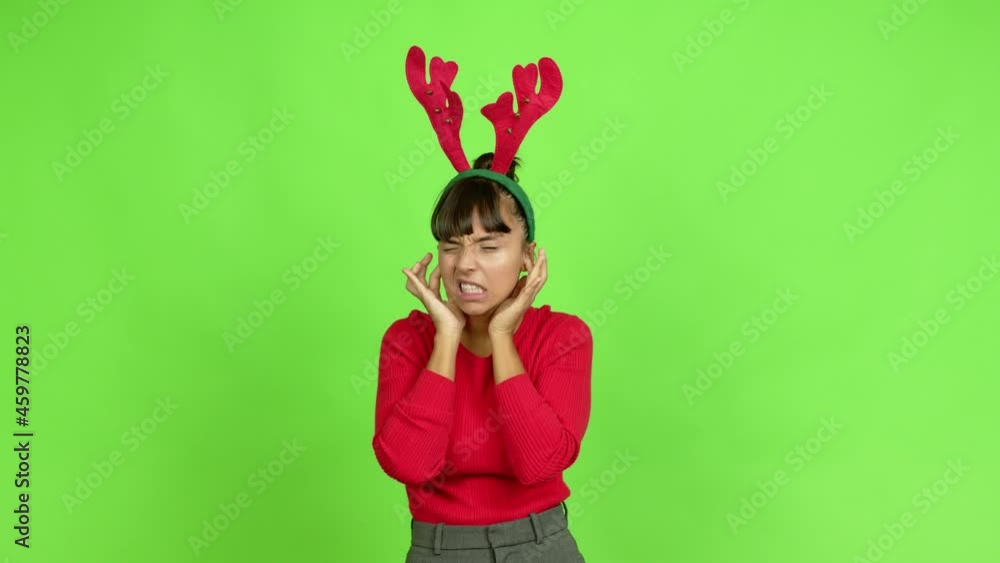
[410,503,567,552]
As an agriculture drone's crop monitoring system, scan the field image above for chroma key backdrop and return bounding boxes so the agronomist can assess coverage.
[1,0,998,561]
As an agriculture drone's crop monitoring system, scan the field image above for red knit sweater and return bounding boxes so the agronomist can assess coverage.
[373,305,593,525]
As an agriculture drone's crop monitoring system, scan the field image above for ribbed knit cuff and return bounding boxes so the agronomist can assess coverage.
[405,368,456,413]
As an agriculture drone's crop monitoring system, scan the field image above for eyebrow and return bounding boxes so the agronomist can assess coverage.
[442,234,503,244]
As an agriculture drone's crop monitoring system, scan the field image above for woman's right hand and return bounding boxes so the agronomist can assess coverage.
[402,252,466,338]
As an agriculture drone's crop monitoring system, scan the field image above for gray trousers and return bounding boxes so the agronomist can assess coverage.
[406,502,585,562]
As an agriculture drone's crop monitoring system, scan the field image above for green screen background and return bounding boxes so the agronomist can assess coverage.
[2,0,998,561]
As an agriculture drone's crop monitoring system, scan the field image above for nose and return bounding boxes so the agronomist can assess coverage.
[455,245,478,269]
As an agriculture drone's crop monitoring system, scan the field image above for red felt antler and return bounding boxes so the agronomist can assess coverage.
[405,46,470,172]
[481,57,563,174]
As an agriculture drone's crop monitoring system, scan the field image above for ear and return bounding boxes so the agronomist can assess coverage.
[522,241,537,272]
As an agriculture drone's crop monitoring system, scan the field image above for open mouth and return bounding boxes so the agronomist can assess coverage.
[457,281,487,300]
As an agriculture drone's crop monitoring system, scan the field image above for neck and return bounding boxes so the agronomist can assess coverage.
[464,313,491,340]
[463,307,529,340]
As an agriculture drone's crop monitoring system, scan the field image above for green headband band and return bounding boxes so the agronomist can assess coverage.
[445,169,536,243]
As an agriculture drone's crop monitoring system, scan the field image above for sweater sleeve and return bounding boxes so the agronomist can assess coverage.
[494,315,593,485]
[372,317,455,485]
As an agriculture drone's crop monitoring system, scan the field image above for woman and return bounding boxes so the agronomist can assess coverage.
[372,47,592,563]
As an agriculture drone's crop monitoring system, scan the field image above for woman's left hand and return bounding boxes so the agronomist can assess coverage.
[488,248,547,337]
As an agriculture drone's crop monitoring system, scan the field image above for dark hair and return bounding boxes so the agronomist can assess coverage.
[430,152,529,246]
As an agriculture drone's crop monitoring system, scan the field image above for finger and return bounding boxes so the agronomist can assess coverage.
[421,258,436,288]
[534,258,547,293]
[512,282,534,310]
[530,272,545,297]
[414,253,431,280]
[406,265,425,290]
[408,261,424,289]
[402,268,417,293]
[525,253,546,298]
[402,267,420,289]
[429,264,443,299]
[402,268,431,300]
[510,275,527,299]
[524,250,542,283]
[521,278,542,306]
[415,251,431,270]
[528,249,545,286]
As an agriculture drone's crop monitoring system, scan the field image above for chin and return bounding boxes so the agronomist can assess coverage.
[457,299,491,313]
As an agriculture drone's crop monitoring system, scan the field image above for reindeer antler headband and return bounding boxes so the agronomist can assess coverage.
[406,45,563,243]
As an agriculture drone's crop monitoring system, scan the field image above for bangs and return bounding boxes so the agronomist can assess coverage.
[431,178,515,242]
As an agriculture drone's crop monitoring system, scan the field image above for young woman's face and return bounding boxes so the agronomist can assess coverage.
[437,204,533,314]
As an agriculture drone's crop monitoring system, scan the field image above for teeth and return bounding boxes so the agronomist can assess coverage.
[460,283,484,293]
